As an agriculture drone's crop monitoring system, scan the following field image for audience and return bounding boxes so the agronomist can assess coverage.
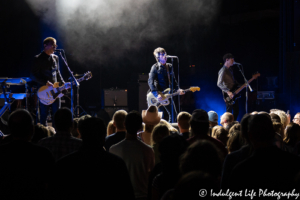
[229,114,300,191]
[104,110,127,151]
[53,117,135,200]
[38,107,82,161]
[208,110,218,136]
[187,109,227,159]
[220,112,234,129]
[110,111,155,200]
[138,106,162,145]
[3,106,300,199]
[0,109,55,200]
[151,124,170,164]
[177,111,191,139]
[151,134,188,200]
[106,120,116,136]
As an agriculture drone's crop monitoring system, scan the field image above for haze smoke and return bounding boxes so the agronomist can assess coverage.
[26,0,221,64]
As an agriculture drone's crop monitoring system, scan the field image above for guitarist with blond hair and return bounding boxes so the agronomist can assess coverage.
[31,37,70,126]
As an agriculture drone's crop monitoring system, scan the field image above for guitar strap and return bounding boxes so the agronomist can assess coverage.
[166,64,172,89]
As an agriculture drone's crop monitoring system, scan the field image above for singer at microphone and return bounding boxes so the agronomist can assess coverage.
[217,53,240,120]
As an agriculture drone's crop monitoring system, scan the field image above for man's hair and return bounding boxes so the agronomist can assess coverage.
[222,112,234,123]
[177,112,191,130]
[151,124,170,146]
[113,110,127,130]
[153,47,166,62]
[248,114,275,143]
[8,109,34,138]
[125,111,143,134]
[223,53,234,63]
[79,117,106,146]
[54,107,73,132]
[189,109,209,135]
[43,37,56,45]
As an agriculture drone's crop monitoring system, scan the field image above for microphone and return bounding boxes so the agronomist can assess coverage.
[166,55,178,58]
[233,61,241,65]
[54,49,64,52]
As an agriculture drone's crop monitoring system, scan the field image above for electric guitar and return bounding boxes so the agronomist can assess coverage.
[147,87,200,107]
[37,71,92,105]
[223,73,260,105]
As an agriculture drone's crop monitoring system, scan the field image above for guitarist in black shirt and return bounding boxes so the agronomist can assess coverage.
[31,37,70,125]
[148,47,184,122]
[217,53,239,120]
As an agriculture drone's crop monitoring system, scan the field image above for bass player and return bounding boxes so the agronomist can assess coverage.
[31,37,70,126]
[148,47,184,122]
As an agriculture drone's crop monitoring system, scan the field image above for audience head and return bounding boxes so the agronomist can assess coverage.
[227,130,246,154]
[247,114,275,146]
[220,112,234,127]
[78,117,106,147]
[32,124,49,143]
[270,113,281,123]
[270,109,288,128]
[107,120,116,136]
[224,121,239,131]
[180,140,222,178]
[159,119,179,133]
[172,171,218,200]
[8,109,34,140]
[189,109,209,135]
[151,124,170,146]
[159,134,189,171]
[125,111,143,134]
[208,111,218,127]
[211,126,228,146]
[71,118,80,138]
[177,111,191,131]
[293,112,300,126]
[112,110,127,131]
[228,123,241,137]
[272,121,284,138]
[142,106,162,125]
[283,122,300,146]
[54,107,73,132]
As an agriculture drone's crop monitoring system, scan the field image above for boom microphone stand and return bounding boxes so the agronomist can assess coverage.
[236,63,252,114]
[57,50,79,118]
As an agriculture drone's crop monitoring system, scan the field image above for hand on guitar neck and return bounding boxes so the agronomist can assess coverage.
[157,89,185,101]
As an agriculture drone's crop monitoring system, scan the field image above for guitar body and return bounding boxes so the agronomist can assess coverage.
[37,85,64,105]
[147,89,171,107]
[37,71,92,105]
[147,87,200,107]
[222,91,241,106]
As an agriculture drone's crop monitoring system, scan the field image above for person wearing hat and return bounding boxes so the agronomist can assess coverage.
[148,47,184,122]
[138,105,162,146]
[208,111,219,136]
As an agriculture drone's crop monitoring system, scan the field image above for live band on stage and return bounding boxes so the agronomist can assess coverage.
[0,37,259,126]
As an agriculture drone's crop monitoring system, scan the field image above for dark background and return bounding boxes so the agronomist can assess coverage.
[0,0,298,122]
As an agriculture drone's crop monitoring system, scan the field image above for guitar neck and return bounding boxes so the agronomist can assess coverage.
[57,77,86,92]
[166,88,191,98]
[234,77,256,95]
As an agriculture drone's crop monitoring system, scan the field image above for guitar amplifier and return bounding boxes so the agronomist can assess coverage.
[103,89,127,107]
[257,91,275,99]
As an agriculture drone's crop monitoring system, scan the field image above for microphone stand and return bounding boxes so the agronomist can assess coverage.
[170,58,174,123]
[236,63,252,114]
[59,50,79,118]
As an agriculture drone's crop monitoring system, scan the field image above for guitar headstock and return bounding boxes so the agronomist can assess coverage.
[83,71,92,80]
[189,87,200,92]
[252,73,260,79]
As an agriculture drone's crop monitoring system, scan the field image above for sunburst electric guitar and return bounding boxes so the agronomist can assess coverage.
[37,71,92,105]
[147,87,200,107]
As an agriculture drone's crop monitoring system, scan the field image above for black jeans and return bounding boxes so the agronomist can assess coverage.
[38,98,60,126]
[226,99,239,121]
